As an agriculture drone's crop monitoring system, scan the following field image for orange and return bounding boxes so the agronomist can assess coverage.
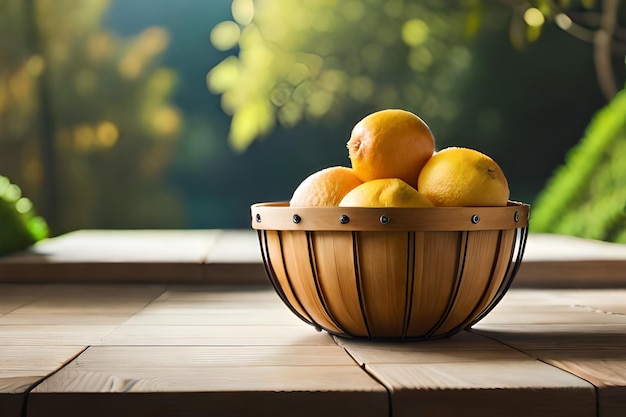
[339,178,434,208]
[346,109,435,186]
[417,147,509,207]
[289,166,363,207]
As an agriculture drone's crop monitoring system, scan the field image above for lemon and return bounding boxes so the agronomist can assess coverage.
[417,147,509,207]
[339,178,434,208]
[346,109,435,187]
[290,166,363,207]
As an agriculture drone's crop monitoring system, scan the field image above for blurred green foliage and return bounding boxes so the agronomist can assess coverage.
[531,87,626,242]
[1,0,623,238]
[0,0,185,234]
[207,0,614,151]
[0,176,48,256]
[208,0,477,151]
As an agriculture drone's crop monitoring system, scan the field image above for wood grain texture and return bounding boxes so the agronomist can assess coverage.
[338,326,597,417]
[261,228,522,339]
[99,324,336,346]
[367,361,595,417]
[515,233,626,287]
[2,230,626,287]
[0,230,267,284]
[251,201,529,231]
[29,345,387,417]
[471,289,626,417]
[0,346,86,417]
[335,330,519,365]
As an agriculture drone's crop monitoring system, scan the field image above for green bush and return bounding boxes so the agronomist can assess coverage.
[0,176,49,256]
[530,88,626,242]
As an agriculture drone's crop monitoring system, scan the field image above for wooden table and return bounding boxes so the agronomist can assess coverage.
[1,231,625,417]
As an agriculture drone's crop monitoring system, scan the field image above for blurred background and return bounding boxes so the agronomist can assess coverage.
[1,0,624,240]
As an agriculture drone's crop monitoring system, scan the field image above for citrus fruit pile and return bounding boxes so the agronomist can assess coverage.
[289,109,509,208]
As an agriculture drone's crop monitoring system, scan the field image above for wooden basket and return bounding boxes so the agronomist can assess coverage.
[251,201,530,340]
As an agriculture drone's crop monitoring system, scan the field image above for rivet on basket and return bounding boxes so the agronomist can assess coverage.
[514,210,520,222]
[471,214,480,224]
[292,214,301,224]
[380,215,390,224]
[339,214,350,224]
[255,213,261,223]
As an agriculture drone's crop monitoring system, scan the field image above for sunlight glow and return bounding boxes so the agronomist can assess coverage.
[4,184,21,202]
[286,63,310,86]
[210,21,241,51]
[206,56,240,93]
[232,0,254,26]
[87,34,114,62]
[15,197,33,214]
[524,8,545,28]
[119,55,143,80]
[26,55,45,76]
[73,125,96,151]
[96,121,119,147]
[342,1,365,22]
[402,19,429,47]
[153,107,181,137]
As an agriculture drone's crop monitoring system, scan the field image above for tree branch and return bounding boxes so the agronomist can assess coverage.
[593,0,620,101]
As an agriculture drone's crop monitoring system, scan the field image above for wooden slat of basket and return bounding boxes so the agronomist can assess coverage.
[313,231,369,336]
[436,230,507,334]
[405,231,459,336]
[278,231,343,334]
[261,230,313,325]
[357,231,411,338]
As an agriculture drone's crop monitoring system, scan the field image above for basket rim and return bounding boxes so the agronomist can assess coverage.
[251,201,530,232]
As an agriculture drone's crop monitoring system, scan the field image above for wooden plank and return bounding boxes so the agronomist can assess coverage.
[0,284,163,344]
[2,230,626,286]
[338,327,596,417]
[0,230,220,283]
[532,350,626,417]
[0,284,165,325]
[367,361,595,417]
[473,289,626,417]
[515,233,626,288]
[99,324,337,346]
[542,289,626,315]
[335,331,523,365]
[0,346,86,387]
[202,230,267,284]
[125,286,303,326]
[475,325,626,417]
[123,308,303,326]
[0,285,327,346]
[0,346,86,417]
[28,345,388,417]
[0,284,44,315]
[0,325,121,346]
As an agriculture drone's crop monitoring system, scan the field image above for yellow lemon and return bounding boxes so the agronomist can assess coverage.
[339,178,434,208]
[417,147,510,207]
[290,166,363,207]
[346,109,435,187]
